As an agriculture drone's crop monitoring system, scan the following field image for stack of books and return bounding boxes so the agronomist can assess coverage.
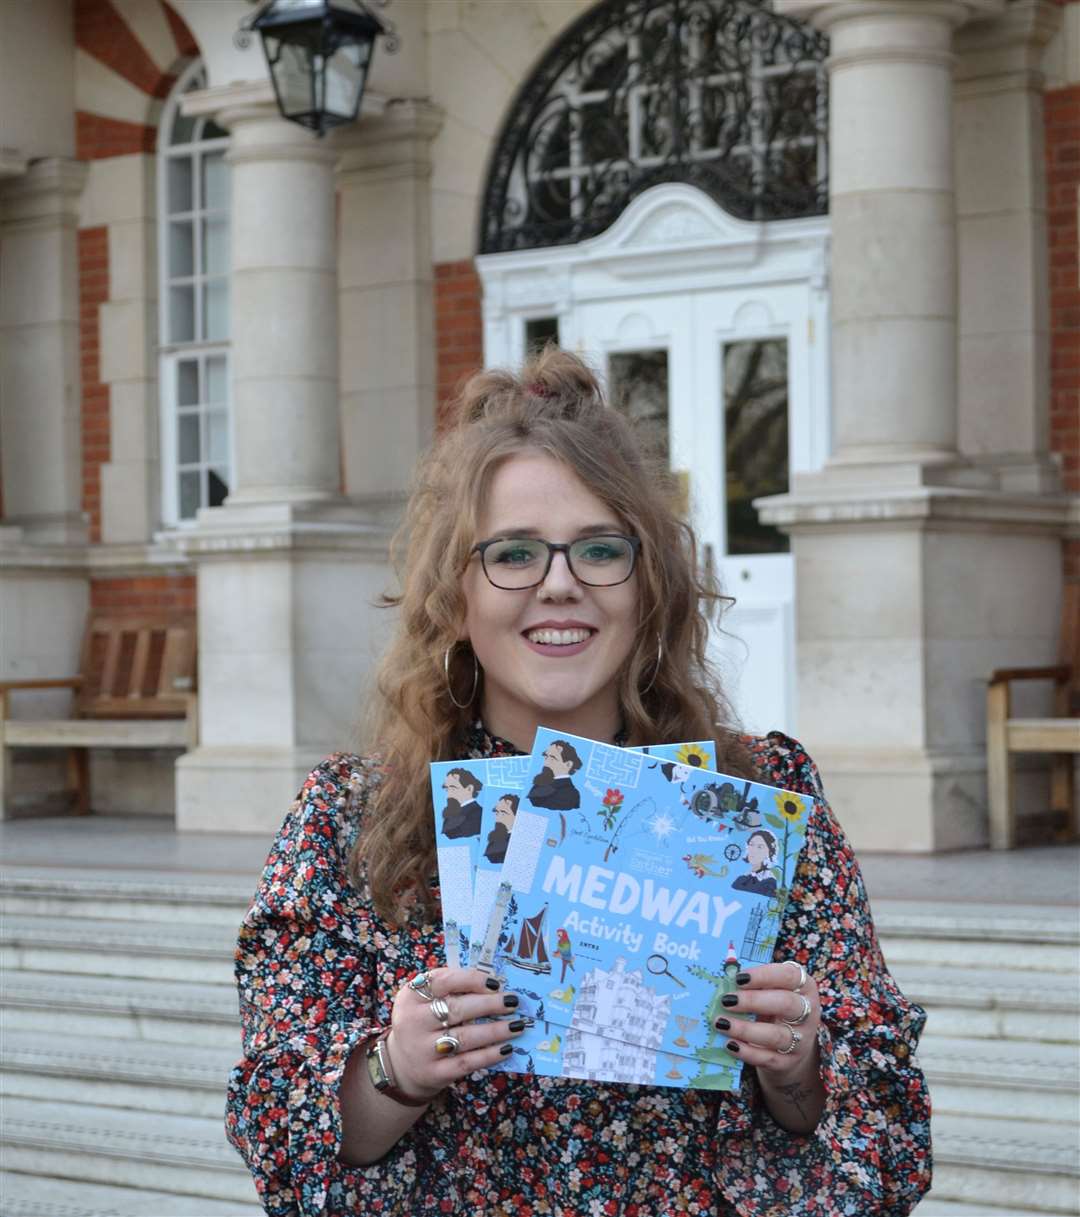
[431,727,812,1091]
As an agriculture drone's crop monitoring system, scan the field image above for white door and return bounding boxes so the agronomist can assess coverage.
[570,282,812,736]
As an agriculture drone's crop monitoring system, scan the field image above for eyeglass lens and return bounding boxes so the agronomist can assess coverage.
[481,536,635,589]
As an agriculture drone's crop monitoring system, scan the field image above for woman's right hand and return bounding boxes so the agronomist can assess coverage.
[386,968,525,1101]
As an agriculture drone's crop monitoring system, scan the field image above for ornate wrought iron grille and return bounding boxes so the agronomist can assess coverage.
[479,0,829,254]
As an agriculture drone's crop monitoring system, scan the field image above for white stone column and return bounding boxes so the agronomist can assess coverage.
[172,85,396,834]
[0,158,89,543]
[335,99,444,509]
[761,0,1069,852]
[954,0,1061,491]
[220,99,341,504]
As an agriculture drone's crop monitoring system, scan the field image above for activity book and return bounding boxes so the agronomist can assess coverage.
[430,728,812,1091]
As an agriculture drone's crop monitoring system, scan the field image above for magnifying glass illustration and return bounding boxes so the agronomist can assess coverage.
[646,954,687,988]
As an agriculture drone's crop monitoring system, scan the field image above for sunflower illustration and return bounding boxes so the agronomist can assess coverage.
[675,743,710,769]
[774,791,806,822]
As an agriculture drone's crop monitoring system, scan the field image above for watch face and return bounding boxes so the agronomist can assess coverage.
[366,1041,389,1091]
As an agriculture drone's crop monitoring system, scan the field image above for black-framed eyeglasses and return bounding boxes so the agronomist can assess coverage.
[471,534,641,590]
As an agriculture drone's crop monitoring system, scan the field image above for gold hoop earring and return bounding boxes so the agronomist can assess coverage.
[444,643,479,710]
[640,631,663,696]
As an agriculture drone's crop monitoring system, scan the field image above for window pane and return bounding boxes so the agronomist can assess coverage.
[179,470,201,520]
[177,359,199,406]
[170,111,196,147]
[178,412,200,464]
[168,220,194,279]
[169,286,195,343]
[203,214,229,276]
[203,151,228,211]
[207,410,228,465]
[723,339,789,556]
[608,349,669,464]
[202,117,229,141]
[525,316,559,354]
[206,355,227,405]
[204,280,229,342]
[167,157,192,212]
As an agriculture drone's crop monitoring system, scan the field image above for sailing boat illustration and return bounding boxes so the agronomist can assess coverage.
[505,903,552,975]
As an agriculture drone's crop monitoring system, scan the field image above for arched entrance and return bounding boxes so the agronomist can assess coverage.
[477,0,830,736]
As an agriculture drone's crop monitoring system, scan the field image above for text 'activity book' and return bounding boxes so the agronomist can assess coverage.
[431,729,812,1091]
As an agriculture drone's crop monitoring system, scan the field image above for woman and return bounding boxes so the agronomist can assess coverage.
[226,350,931,1217]
[732,829,780,898]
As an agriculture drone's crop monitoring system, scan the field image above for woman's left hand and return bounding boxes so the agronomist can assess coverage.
[716,960,820,1079]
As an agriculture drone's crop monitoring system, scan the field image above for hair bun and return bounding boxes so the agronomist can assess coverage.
[452,347,604,428]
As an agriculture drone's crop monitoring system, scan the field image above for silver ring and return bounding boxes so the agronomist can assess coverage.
[430,996,451,1029]
[782,994,812,1027]
[408,972,436,1001]
[783,960,808,992]
[434,1033,460,1056]
[777,1026,802,1056]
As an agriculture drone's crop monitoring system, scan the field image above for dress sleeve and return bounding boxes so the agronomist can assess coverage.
[224,756,419,1217]
[716,735,932,1217]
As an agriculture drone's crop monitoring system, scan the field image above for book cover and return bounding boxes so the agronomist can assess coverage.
[477,727,813,1090]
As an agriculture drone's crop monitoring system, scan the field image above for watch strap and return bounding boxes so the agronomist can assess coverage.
[363,1028,431,1108]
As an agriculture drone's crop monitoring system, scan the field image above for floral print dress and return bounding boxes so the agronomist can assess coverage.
[225,726,932,1217]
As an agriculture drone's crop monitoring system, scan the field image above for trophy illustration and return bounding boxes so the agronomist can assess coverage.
[664,1054,684,1080]
[673,1015,698,1049]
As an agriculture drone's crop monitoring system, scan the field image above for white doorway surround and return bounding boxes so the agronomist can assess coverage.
[477,184,831,737]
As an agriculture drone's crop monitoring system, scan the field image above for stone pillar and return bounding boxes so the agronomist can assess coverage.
[172,87,396,833]
[223,101,341,505]
[0,158,88,544]
[763,0,1069,852]
[954,0,1061,492]
[335,99,444,511]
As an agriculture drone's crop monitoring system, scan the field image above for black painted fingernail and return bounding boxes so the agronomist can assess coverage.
[726,1040,741,1054]
[503,994,519,1008]
[485,977,500,991]
[721,994,738,1008]
[508,1019,526,1032]
[499,1043,514,1056]
[715,1017,731,1031]
[735,972,752,986]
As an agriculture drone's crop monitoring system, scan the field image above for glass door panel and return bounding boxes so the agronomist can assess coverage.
[608,348,670,465]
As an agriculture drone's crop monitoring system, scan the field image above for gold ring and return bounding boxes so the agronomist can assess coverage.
[777,1026,802,1056]
[408,972,436,1001]
[783,960,808,992]
[434,1034,460,1056]
[782,994,812,1027]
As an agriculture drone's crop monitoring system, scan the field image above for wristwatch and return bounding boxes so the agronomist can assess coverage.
[364,1028,431,1107]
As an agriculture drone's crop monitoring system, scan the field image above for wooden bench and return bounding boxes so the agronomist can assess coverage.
[0,615,197,817]
[987,584,1080,849]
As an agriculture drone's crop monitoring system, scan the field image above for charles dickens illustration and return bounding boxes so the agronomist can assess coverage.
[482,727,812,1089]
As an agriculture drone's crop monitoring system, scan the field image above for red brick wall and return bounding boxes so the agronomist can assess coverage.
[79,227,109,542]
[435,259,484,429]
[1045,79,1080,581]
[90,575,196,615]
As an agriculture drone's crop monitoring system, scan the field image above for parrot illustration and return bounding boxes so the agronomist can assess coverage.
[537,1034,561,1054]
[554,928,576,982]
[550,983,576,1004]
[682,853,724,879]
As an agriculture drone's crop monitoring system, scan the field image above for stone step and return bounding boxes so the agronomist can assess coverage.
[915,1197,1057,1217]
[0,914,236,985]
[1,970,239,1047]
[1,1029,239,1120]
[893,963,1080,1044]
[0,1096,258,1207]
[920,1036,1080,1124]
[0,1172,264,1217]
[932,1112,1080,1215]
[875,901,1080,949]
[0,869,251,929]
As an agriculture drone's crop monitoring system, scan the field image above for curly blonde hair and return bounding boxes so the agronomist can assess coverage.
[352,347,756,922]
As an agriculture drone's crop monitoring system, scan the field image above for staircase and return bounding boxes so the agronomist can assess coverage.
[1,869,1078,1216]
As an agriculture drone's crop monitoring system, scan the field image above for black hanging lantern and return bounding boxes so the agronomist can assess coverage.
[247,0,389,137]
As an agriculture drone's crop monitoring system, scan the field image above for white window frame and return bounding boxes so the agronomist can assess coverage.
[157,59,233,527]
